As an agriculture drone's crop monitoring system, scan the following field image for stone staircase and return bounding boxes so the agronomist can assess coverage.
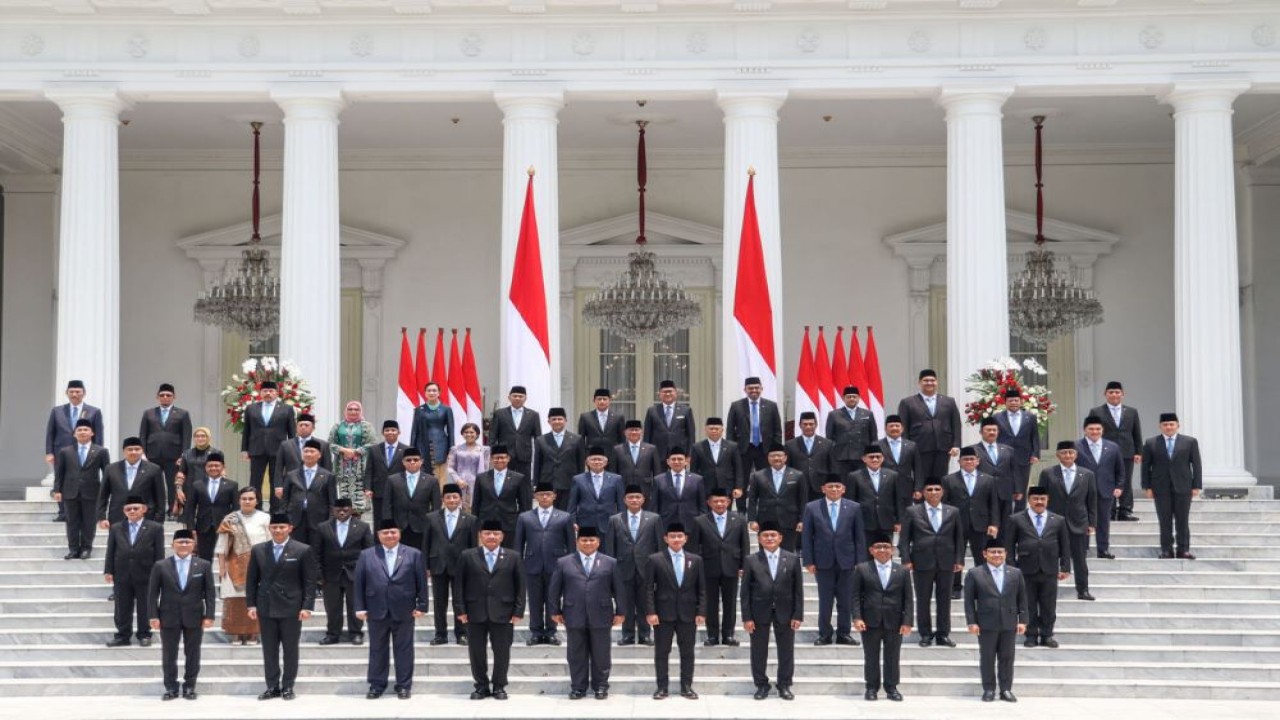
[1,497,1278,700]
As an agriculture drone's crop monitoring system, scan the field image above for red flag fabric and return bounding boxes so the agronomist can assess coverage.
[414,328,429,404]
[848,326,870,410]
[504,172,553,414]
[832,327,851,400]
[462,328,484,429]
[793,327,821,437]
[813,327,836,431]
[396,328,417,434]
[731,173,778,400]
[448,329,468,445]
[432,328,447,400]
[864,326,887,438]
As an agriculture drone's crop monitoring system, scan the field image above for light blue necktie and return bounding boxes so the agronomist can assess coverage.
[1063,468,1074,493]
[486,550,497,572]
[988,444,999,464]
[177,557,188,590]
[495,472,505,496]
[673,473,682,497]
[337,521,348,546]
[630,514,639,540]
[1166,437,1175,459]
[160,407,170,426]
[871,472,880,493]
[1010,412,1021,435]
[126,464,136,490]
[78,445,88,466]
[992,566,1004,593]
[716,514,726,537]
[879,563,891,589]
[891,439,901,463]
[925,396,936,417]
[673,552,684,585]
[750,401,761,445]
[631,445,639,463]
[447,513,456,538]
[273,544,284,563]
[385,549,396,575]
[664,405,673,426]
[262,403,273,424]
[386,444,394,466]
[593,475,603,498]
[208,478,219,502]
[540,509,549,528]
[829,501,839,530]
[583,554,593,575]
[304,468,314,508]
[965,473,975,497]
[768,552,778,579]
[804,436,813,454]
[1034,513,1044,537]
[407,473,418,498]
[129,522,140,546]
[71,405,80,426]
[929,506,941,532]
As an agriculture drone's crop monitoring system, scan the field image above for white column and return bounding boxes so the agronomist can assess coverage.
[1163,80,1255,487]
[273,88,345,430]
[718,91,786,411]
[938,86,1012,446]
[496,92,563,415]
[46,88,126,454]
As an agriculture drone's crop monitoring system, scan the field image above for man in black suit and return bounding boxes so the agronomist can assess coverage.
[455,520,526,700]
[651,448,706,534]
[611,420,662,506]
[315,498,374,645]
[549,526,627,700]
[1077,416,1127,560]
[602,485,663,646]
[533,408,588,509]
[786,411,833,502]
[852,532,913,701]
[692,417,747,511]
[246,514,320,701]
[1004,486,1071,648]
[516,482,576,646]
[746,444,806,551]
[240,381,297,510]
[897,369,962,480]
[147,529,216,700]
[848,447,903,551]
[489,386,541,479]
[354,520,429,700]
[53,419,110,560]
[471,445,531,549]
[579,388,626,449]
[972,417,1019,530]
[644,522,706,700]
[97,436,165,526]
[1141,413,1202,560]
[363,420,410,526]
[942,447,1001,599]
[741,521,803,701]
[46,379,105,522]
[801,477,866,646]
[569,447,624,533]
[691,488,750,646]
[726,376,782,475]
[382,449,440,552]
[281,439,338,546]
[423,484,476,645]
[275,414,333,495]
[1091,381,1144,522]
[994,388,1041,514]
[1039,440,1098,600]
[898,479,965,648]
[104,496,165,647]
[827,386,879,478]
[138,383,191,521]
[643,379,696,461]
[880,415,922,505]
[183,452,237,561]
[963,540,1028,703]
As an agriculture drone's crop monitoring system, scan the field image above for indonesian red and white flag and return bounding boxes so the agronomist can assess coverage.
[413,328,430,405]
[864,326,887,438]
[793,327,821,438]
[832,327,851,408]
[504,173,553,416]
[462,328,484,430]
[396,328,417,435]
[432,328,448,403]
[847,326,870,410]
[448,329,468,445]
[732,173,778,400]
[813,327,836,431]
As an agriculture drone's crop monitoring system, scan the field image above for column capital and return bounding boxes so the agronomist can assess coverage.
[495,91,564,119]
[271,86,346,119]
[44,85,129,118]
[935,84,1013,117]
[716,91,787,119]
[1159,78,1251,114]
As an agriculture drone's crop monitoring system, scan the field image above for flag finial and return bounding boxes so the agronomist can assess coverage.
[747,166,756,177]
[527,166,535,177]
[401,326,406,332]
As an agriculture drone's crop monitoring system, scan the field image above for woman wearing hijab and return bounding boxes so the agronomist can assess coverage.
[329,400,375,514]
[173,426,220,520]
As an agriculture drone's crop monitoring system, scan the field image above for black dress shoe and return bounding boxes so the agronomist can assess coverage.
[319,635,340,645]
[917,635,934,647]
[281,688,296,701]
[53,514,66,523]
[1117,513,1139,522]
[457,634,469,645]
[1159,551,1175,559]
[258,688,281,701]
[886,688,903,701]
[494,688,509,700]
[396,688,410,700]
[106,638,130,648]
[470,689,490,700]
[545,635,560,645]
[162,690,179,701]
[680,686,699,699]
[982,691,996,702]
[864,689,878,701]
[183,689,197,700]
[1078,591,1096,601]
[703,638,719,647]
[777,686,794,700]
[950,589,963,600]
[1040,637,1059,648]
[367,688,384,699]
[79,549,92,559]
[640,637,655,646]
[813,637,833,646]
[1178,552,1196,560]
[569,690,587,700]
[1024,637,1038,648]
[935,636,956,648]
[754,685,771,700]
[1097,551,1115,559]
[836,635,859,646]
[107,593,115,601]
[594,689,608,700]
[138,637,152,647]
[617,637,636,646]
[1000,690,1018,702]
[722,637,740,647]
[351,633,364,645]
[432,636,449,646]
[64,551,79,560]
[652,688,669,700]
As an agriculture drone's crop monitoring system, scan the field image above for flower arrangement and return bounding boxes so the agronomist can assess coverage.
[221,357,315,433]
[963,357,1056,429]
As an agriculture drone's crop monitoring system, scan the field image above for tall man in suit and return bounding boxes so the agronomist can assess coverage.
[692,417,747,510]
[726,376,783,476]
[472,446,531,549]
[741,521,804,701]
[972,417,1019,529]
[828,386,879,478]
[603,485,663,646]
[423,484,476,645]
[104,496,165,647]
[364,420,409,526]
[786,412,833,502]
[382,448,440,552]
[489,386,541,480]
[880,415,922,505]
[897,369,963,480]
[1040,440,1098,600]
[354,520,429,700]
[644,522,706,700]
[569,447,624,533]
[644,379,697,461]
[802,477,866,646]
[98,436,165,526]
[46,379,105,522]
[276,413,332,489]
[138,383,191,520]
[315,498,374,645]
[1091,381,1144,522]
[1141,413,1203,560]
[53,418,110,559]
[455,520,526,700]
[1077,416,1126,560]
[549,526,627,700]
[691,488,750,646]
[1004,486,1071,648]
[533,408,588,509]
[898,478,965,648]
[578,388,626,449]
[994,388,1041,513]
[747,444,806,551]
[148,529,215,701]
[651,448,706,534]
[516,482,576,646]
[240,381,297,510]
[852,532,913,702]
[183,452,237,561]
[848,447,903,551]
[943,447,1002,599]
[611,420,662,506]
[246,514,319,701]
[281,439,338,546]
[963,540,1028,703]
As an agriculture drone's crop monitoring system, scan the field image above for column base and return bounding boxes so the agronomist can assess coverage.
[1201,466,1257,489]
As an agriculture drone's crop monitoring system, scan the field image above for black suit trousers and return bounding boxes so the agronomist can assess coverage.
[978,628,1017,692]
[467,621,514,690]
[815,567,853,640]
[954,531,987,590]
[1118,458,1136,513]
[704,573,740,641]
[912,568,954,638]
[567,626,612,692]
[161,625,203,691]
[1154,491,1193,554]
[1092,494,1115,554]
[1067,533,1090,593]
[63,496,96,552]
[259,616,302,690]
[113,577,151,640]
[526,571,557,639]
[401,528,425,553]
[323,574,362,638]
[748,613,795,688]
[431,572,463,639]
[1024,572,1059,639]
[154,457,180,515]
[860,626,903,691]
[194,527,217,562]
[248,455,279,511]
[618,575,650,642]
[919,451,951,482]
[367,616,416,691]
[653,619,697,689]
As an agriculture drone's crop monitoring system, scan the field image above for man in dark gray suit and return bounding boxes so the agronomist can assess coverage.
[183,452,237,561]
[280,439,338,546]
[827,386,879,478]
[246,514,319,701]
[972,417,1019,530]
[801,477,866,646]
[549,526,627,700]
[847,447,903,551]
[568,448,624,535]
[147,529,215,700]
[382,448,441,552]
[851,532,913,702]
[455,520,525,700]
[489,386,541,480]
[97,437,166,526]
[275,413,332,490]
[315,498,374,645]
[578,388,626,449]
[644,522,706,700]
[1004,486,1071,648]
[1141,413,1203,560]
[53,418,110,559]
[1039,441,1098,600]
[726,376,783,475]
[471,446,531,549]
[786,412,833,502]
[611,421,662,506]
[643,380,697,461]
[354,519,429,700]
[942,447,1002,599]
[692,417,747,510]
[515,482,576,646]
[1076,416,1126,560]
[240,381,297,510]
[691,488,750,646]
[898,478,965,648]
[747,444,806,551]
[897,369,962,480]
[741,521,803,701]
[651,448,706,534]
[880,415,922,506]
[602,486,663,646]
[45,379,104,523]
[423,484,476,645]
[104,496,165,647]
[1090,381,1144,522]
[138,383,191,521]
[363,420,409,526]
[963,539,1028,703]
[533,408,588,510]
[993,388,1041,514]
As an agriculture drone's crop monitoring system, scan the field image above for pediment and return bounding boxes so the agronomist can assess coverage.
[178,213,406,263]
[884,209,1117,265]
[561,211,721,287]
[561,211,721,248]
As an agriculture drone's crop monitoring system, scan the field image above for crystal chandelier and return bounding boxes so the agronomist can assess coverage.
[193,122,280,342]
[582,119,702,342]
[1008,116,1104,347]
